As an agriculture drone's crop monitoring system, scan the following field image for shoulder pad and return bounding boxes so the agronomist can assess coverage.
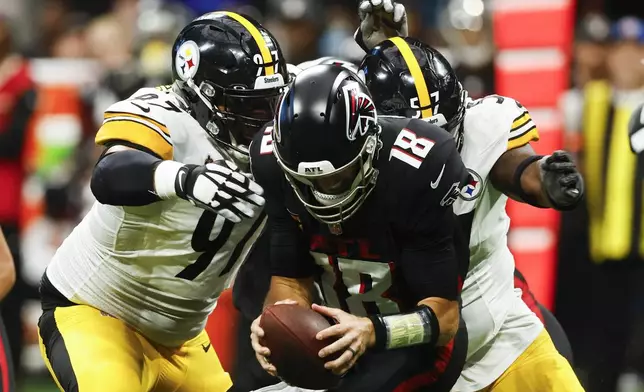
[96,87,183,160]
[250,121,276,158]
[250,121,282,189]
[381,118,454,177]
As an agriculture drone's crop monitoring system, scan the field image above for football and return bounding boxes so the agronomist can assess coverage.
[259,304,342,390]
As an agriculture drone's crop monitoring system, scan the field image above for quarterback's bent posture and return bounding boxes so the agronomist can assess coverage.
[37,12,289,392]
[249,65,470,392]
[360,36,584,392]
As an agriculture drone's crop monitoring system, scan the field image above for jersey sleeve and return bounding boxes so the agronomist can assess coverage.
[250,124,316,279]
[390,121,469,302]
[95,90,174,160]
[506,98,540,150]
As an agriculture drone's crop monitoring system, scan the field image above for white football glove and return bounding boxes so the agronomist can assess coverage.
[356,0,409,50]
[155,160,265,223]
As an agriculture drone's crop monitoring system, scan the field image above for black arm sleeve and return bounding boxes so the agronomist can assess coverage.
[0,89,36,159]
[396,139,469,302]
[250,133,316,279]
[90,148,162,206]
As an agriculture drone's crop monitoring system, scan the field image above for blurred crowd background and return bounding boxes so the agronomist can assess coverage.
[0,0,642,391]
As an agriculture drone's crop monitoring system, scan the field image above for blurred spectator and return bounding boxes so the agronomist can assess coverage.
[317,5,363,62]
[433,0,494,98]
[50,16,89,58]
[555,15,611,373]
[84,15,145,125]
[264,0,325,64]
[0,15,36,379]
[573,16,644,392]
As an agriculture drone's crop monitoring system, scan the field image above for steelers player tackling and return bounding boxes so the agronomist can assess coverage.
[358,32,585,392]
[37,12,289,392]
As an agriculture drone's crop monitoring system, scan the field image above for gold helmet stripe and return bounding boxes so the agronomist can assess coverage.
[218,11,275,76]
[388,37,432,118]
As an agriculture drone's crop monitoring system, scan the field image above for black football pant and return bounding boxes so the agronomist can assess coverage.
[230,312,467,392]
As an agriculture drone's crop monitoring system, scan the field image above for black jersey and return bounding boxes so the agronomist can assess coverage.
[248,116,469,316]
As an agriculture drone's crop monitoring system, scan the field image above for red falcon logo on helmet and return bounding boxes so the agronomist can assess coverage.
[342,82,377,141]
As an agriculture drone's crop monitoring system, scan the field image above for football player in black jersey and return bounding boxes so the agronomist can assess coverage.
[247,65,470,392]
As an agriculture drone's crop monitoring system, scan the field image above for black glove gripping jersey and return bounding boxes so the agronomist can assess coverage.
[235,117,470,318]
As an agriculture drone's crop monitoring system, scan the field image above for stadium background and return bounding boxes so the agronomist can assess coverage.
[0,0,642,391]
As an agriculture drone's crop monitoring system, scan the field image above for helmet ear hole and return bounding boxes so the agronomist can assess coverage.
[320,112,325,117]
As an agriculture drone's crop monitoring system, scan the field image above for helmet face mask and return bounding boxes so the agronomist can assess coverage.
[188,79,285,151]
[171,12,289,161]
[275,134,379,224]
[272,65,381,225]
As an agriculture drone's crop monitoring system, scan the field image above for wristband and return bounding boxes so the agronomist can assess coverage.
[369,305,439,350]
[154,160,185,199]
[512,155,544,207]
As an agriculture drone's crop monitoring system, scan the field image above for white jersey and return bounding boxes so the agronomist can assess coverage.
[46,87,266,346]
[451,95,543,391]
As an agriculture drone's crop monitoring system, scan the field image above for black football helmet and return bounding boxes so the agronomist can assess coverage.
[359,37,466,149]
[171,11,289,161]
[273,64,380,225]
[297,56,360,74]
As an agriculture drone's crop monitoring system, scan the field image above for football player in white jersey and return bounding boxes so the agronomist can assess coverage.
[37,12,290,392]
[360,37,585,391]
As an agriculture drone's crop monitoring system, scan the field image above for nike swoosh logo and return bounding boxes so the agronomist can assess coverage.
[430,164,446,189]
[202,343,211,353]
[131,101,151,113]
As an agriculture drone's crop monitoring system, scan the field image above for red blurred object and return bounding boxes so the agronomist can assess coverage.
[510,236,559,309]
[492,0,575,310]
[0,57,32,224]
[495,49,568,107]
[507,201,560,229]
[205,288,238,373]
[492,0,574,50]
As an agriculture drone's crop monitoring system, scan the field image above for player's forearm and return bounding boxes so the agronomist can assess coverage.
[418,297,459,346]
[368,297,459,351]
[489,144,552,207]
[264,276,315,309]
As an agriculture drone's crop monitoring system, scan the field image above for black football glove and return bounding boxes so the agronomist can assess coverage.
[177,160,265,223]
[539,151,584,211]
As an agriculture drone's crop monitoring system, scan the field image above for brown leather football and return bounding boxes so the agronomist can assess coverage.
[259,304,342,390]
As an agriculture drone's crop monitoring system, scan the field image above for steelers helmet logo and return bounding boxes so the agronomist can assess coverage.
[175,40,200,81]
[460,169,483,201]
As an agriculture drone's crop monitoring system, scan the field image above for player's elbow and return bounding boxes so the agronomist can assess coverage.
[90,149,161,206]
[90,158,113,205]
[419,297,460,346]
